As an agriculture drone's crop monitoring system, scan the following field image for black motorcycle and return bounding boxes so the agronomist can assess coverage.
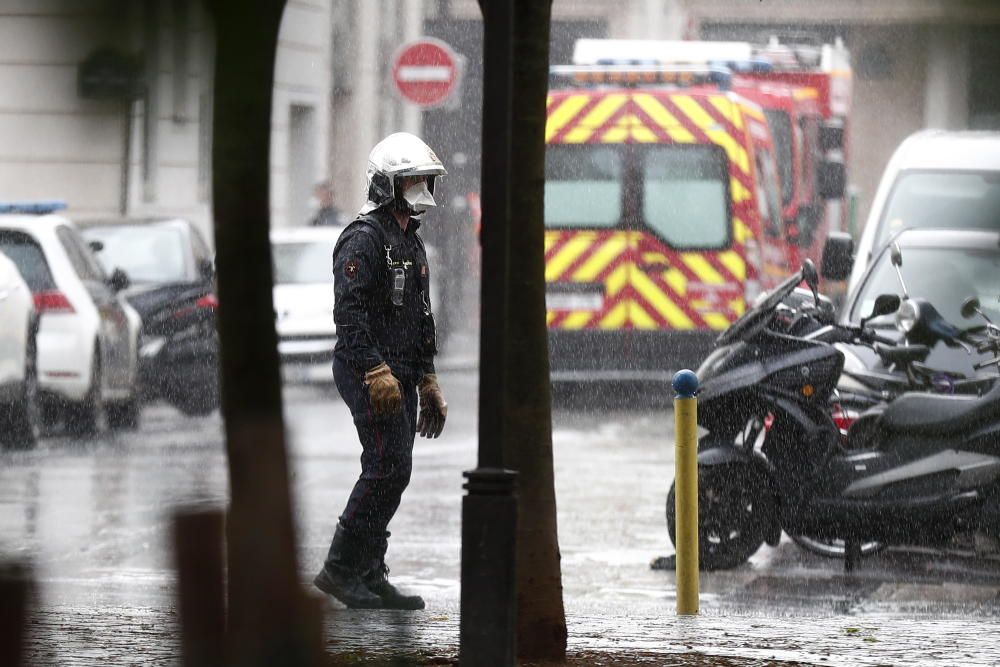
[666,259,1000,571]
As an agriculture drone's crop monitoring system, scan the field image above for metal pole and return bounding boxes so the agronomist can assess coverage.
[673,369,700,615]
[460,1,518,665]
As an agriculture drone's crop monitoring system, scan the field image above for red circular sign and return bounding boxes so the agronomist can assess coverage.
[392,39,459,108]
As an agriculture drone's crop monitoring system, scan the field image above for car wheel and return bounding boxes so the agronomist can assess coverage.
[66,349,106,436]
[172,381,220,417]
[107,399,141,431]
[1,325,41,449]
[666,463,772,571]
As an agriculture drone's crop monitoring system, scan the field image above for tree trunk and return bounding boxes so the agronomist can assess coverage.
[207,2,314,664]
[504,0,567,661]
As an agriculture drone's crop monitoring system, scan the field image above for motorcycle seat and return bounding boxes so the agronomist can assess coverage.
[879,381,1000,435]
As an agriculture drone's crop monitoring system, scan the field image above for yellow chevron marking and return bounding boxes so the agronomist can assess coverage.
[545,95,590,143]
[793,87,819,101]
[598,301,629,329]
[632,123,658,143]
[563,94,627,143]
[544,231,560,254]
[572,235,629,281]
[545,234,595,281]
[633,94,697,144]
[732,299,746,317]
[733,218,752,244]
[681,253,724,284]
[603,262,631,297]
[546,310,556,326]
[673,95,750,174]
[718,250,746,281]
[561,311,594,330]
[631,300,659,329]
[665,268,687,295]
[601,125,629,143]
[742,104,765,122]
[703,312,731,330]
[731,179,751,204]
[632,270,694,328]
[709,96,742,129]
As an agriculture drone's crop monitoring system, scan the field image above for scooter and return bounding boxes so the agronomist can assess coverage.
[666,257,1000,571]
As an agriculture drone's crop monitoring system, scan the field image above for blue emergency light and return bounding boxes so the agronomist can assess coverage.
[710,58,774,74]
[0,200,67,215]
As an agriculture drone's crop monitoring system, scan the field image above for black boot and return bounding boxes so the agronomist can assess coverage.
[363,564,425,611]
[314,526,382,609]
[362,534,425,611]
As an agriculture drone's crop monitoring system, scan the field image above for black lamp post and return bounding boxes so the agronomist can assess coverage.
[458,1,518,665]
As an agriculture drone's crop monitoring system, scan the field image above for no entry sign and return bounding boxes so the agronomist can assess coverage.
[392,39,461,108]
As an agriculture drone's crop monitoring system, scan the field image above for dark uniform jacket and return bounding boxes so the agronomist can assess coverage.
[332,208,437,379]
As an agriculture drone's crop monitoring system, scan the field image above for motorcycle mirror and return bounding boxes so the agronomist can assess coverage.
[961,296,982,320]
[890,242,903,268]
[861,293,900,328]
[871,294,901,318]
[888,242,910,299]
[801,259,819,303]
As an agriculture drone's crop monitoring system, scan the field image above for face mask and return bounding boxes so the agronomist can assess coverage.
[402,180,436,213]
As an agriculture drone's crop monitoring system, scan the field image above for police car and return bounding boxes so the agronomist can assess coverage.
[0,202,141,433]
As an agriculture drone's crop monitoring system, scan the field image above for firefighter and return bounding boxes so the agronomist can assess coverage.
[314,132,448,610]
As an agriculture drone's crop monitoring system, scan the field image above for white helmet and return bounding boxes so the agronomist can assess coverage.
[360,132,447,216]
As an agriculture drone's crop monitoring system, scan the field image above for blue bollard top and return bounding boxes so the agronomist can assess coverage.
[672,369,699,398]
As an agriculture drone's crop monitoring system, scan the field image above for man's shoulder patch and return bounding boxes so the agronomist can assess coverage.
[345,258,360,279]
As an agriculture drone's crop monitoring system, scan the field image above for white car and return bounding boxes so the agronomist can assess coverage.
[270,225,443,368]
[0,203,141,434]
[271,226,343,364]
[847,130,1000,294]
[0,249,40,447]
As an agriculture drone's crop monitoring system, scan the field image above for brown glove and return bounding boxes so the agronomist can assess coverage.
[416,374,448,438]
[364,362,402,417]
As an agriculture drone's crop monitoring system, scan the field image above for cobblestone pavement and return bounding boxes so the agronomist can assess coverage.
[3,366,1000,665]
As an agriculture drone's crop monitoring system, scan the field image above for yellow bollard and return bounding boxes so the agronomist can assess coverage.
[673,369,699,615]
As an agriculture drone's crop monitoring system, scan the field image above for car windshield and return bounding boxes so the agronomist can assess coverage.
[544,145,622,228]
[850,244,1000,326]
[84,225,193,283]
[642,145,730,249]
[272,241,335,284]
[875,171,1000,249]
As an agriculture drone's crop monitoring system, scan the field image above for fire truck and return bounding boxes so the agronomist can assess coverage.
[544,39,851,383]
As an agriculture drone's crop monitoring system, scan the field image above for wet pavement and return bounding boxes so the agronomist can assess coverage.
[3,362,1000,665]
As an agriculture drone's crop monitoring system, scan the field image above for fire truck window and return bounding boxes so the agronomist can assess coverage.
[755,150,783,238]
[764,110,794,207]
[642,145,729,249]
[544,145,623,227]
[799,115,821,201]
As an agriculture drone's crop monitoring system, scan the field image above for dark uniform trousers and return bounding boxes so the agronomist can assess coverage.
[330,356,420,565]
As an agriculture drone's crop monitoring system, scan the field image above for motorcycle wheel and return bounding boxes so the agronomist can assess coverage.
[791,534,886,559]
[666,463,773,571]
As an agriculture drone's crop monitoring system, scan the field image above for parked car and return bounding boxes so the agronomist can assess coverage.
[80,218,220,416]
[847,130,1000,294]
[0,249,40,448]
[270,225,443,369]
[0,203,141,434]
[270,226,342,365]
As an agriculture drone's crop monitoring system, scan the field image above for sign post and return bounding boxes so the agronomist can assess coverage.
[391,38,462,109]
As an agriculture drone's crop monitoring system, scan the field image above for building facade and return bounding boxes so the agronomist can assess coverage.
[0,0,332,240]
